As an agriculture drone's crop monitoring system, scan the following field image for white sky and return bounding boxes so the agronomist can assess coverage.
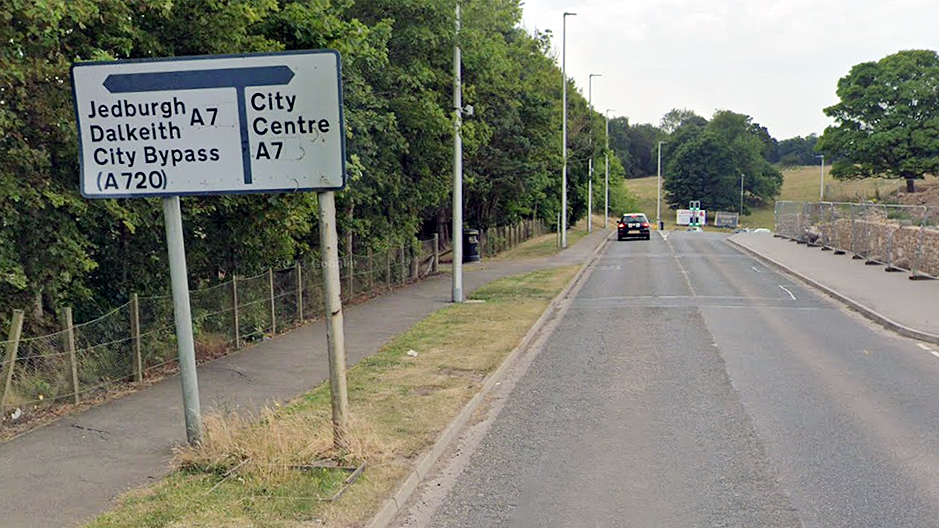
[519,0,938,140]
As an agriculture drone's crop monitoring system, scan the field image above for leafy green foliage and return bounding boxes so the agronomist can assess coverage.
[664,111,782,213]
[817,49,939,192]
[776,134,819,166]
[0,0,635,330]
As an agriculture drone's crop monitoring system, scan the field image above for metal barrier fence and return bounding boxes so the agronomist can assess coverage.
[774,201,939,279]
[0,220,545,421]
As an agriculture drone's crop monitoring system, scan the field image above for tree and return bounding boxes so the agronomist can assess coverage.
[664,110,781,213]
[817,49,939,193]
[660,108,706,135]
[776,134,819,166]
[607,119,666,179]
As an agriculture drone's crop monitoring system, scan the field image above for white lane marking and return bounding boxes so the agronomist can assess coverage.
[778,285,797,301]
[916,343,939,359]
[751,266,761,273]
[660,232,669,241]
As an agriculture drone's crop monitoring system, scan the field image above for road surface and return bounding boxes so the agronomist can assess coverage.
[399,231,939,528]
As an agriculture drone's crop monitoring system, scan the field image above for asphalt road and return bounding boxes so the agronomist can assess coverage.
[401,231,939,528]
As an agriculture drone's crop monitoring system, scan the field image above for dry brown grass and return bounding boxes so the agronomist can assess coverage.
[173,409,392,481]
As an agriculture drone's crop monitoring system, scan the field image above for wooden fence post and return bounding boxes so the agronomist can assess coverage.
[268,268,276,335]
[232,277,240,348]
[295,262,303,322]
[63,307,80,402]
[346,232,354,299]
[386,247,392,287]
[410,244,418,280]
[433,234,439,273]
[367,248,374,291]
[1,310,24,413]
[130,294,142,383]
[400,246,406,282]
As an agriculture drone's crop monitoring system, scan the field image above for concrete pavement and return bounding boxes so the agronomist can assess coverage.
[729,232,939,345]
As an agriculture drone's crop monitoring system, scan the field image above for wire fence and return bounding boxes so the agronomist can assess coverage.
[774,201,939,279]
[0,220,546,423]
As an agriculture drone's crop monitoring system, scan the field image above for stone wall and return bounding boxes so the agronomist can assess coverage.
[814,220,939,277]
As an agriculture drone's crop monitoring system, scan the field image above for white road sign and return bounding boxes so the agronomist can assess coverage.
[72,50,345,198]
[676,209,707,226]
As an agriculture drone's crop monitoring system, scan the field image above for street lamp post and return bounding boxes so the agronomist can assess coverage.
[817,154,825,201]
[561,11,576,248]
[451,1,463,303]
[605,109,613,228]
[740,173,745,215]
[656,141,666,230]
[587,73,601,234]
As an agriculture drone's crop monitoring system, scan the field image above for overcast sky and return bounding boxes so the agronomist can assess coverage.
[519,0,938,140]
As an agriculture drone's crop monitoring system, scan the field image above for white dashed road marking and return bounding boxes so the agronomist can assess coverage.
[917,343,939,359]
[778,285,797,301]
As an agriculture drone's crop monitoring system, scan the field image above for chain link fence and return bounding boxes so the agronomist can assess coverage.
[1,220,543,424]
[775,201,939,279]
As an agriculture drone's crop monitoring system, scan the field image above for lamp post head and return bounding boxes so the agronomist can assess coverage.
[564,11,577,16]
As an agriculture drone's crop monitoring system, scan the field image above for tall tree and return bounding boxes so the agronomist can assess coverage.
[660,108,706,135]
[776,134,819,166]
[665,110,781,213]
[817,49,939,193]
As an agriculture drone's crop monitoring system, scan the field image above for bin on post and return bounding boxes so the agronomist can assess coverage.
[463,229,480,263]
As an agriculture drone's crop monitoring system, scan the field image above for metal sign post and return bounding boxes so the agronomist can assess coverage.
[72,51,346,445]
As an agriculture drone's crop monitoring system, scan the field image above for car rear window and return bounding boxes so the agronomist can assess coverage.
[622,215,647,223]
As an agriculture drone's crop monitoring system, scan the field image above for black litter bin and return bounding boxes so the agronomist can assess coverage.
[462,229,480,263]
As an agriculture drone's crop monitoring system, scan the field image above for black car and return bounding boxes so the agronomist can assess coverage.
[618,213,651,240]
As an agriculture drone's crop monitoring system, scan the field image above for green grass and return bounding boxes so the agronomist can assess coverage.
[623,167,939,230]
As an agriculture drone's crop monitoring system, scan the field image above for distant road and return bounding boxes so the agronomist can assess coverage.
[400,231,939,528]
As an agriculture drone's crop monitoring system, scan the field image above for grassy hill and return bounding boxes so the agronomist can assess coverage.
[623,166,939,230]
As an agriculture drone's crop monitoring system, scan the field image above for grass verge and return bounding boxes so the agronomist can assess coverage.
[495,214,611,260]
[83,265,581,528]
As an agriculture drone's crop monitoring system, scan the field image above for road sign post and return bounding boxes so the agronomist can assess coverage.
[72,51,346,445]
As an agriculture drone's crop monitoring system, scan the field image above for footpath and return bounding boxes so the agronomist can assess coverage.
[729,232,939,344]
[0,228,610,528]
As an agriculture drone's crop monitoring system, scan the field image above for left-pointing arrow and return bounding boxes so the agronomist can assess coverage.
[102,65,296,185]
[103,66,294,93]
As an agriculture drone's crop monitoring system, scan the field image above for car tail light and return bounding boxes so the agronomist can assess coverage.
[642,222,650,228]
[618,223,625,228]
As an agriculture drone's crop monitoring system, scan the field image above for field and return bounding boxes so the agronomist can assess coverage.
[623,166,939,230]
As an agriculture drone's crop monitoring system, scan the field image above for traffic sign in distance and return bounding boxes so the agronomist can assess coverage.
[72,50,345,198]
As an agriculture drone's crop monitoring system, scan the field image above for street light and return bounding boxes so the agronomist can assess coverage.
[451,1,463,303]
[657,141,666,230]
[605,109,614,228]
[561,11,576,248]
[587,73,601,234]
[817,154,825,201]
[740,173,745,215]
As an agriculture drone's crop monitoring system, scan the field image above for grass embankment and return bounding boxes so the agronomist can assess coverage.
[623,167,938,230]
[84,264,580,528]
